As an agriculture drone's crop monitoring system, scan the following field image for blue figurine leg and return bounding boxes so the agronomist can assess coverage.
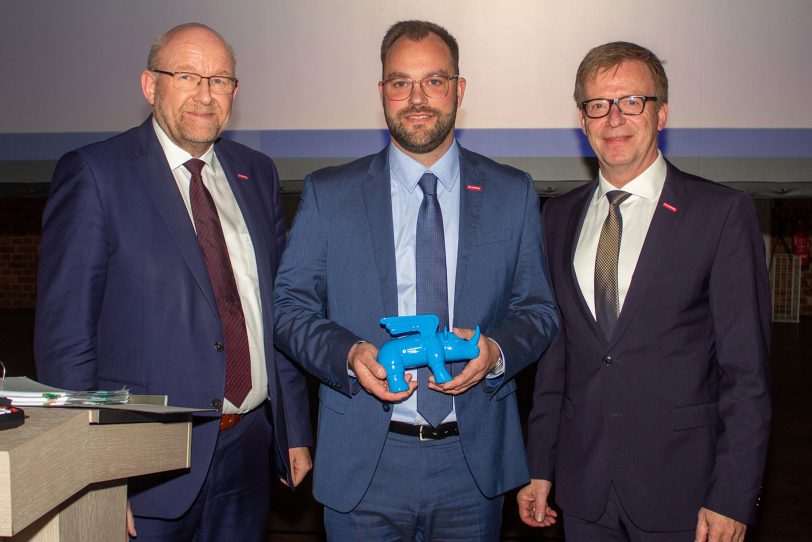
[385,359,410,393]
[427,359,452,384]
[423,341,452,384]
[379,343,410,393]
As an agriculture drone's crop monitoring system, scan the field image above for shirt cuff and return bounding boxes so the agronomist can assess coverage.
[347,340,367,377]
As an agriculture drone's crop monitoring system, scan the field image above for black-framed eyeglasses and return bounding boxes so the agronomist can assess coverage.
[381,74,460,101]
[581,95,658,118]
[152,69,238,95]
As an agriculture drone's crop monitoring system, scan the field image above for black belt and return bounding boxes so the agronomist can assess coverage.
[388,421,459,441]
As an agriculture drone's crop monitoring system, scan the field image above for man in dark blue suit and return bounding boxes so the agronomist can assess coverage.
[273,20,558,541]
[517,42,771,542]
[34,23,312,541]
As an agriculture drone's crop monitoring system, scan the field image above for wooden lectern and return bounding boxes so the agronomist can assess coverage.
[0,406,191,541]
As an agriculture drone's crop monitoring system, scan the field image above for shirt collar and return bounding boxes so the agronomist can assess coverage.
[595,151,666,203]
[388,141,460,194]
[152,117,216,172]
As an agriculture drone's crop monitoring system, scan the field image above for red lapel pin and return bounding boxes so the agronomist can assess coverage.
[466,184,482,192]
[662,202,678,213]
[237,173,249,180]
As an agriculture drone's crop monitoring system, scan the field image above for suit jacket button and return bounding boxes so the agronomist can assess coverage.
[603,355,614,366]
[382,403,390,412]
[211,399,222,409]
[214,341,224,352]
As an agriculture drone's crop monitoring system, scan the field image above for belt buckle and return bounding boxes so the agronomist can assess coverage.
[419,425,432,441]
[219,413,241,431]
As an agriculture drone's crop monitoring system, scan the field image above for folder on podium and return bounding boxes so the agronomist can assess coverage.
[0,402,196,541]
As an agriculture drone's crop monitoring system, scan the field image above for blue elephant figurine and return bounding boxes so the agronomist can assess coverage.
[378,314,480,393]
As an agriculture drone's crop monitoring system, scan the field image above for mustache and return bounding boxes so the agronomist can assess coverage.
[184,101,220,114]
[397,106,440,119]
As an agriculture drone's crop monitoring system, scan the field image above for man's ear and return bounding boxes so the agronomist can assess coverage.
[579,108,588,136]
[455,76,467,109]
[657,101,668,132]
[141,70,157,106]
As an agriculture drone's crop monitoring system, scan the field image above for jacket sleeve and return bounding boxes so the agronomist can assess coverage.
[34,151,108,391]
[524,201,565,480]
[703,192,772,523]
[273,176,361,397]
[487,173,559,384]
[264,158,314,449]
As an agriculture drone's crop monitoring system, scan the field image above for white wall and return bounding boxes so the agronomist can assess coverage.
[2,0,811,134]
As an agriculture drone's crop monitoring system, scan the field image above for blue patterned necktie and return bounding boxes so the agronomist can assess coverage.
[594,190,632,340]
[415,172,452,427]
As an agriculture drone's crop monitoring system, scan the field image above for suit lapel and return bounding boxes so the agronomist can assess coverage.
[451,149,488,377]
[215,143,275,285]
[135,119,219,314]
[454,148,485,308]
[563,184,600,334]
[363,150,399,319]
[610,164,686,345]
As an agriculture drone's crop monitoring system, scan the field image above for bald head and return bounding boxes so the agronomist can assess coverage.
[147,22,236,74]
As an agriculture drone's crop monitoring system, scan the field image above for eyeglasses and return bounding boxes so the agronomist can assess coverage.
[152,69,238,95]
[581,95,658,118]
[381,75,460,101]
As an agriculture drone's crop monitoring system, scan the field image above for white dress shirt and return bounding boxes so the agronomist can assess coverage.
[574,152,667,318]
[153,119,267,413]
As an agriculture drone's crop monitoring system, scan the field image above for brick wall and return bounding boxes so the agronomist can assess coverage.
[1,195,810,315]
[0,198,44,309]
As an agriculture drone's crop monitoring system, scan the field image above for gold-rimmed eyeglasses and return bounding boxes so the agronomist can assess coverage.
[381,75,460,101]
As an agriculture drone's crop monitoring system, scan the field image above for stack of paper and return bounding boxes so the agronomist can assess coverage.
[0,376,129,407]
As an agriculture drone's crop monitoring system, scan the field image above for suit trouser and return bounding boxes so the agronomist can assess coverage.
[564,485,694,542]
[323,431,503,542]
[131,405,273,542]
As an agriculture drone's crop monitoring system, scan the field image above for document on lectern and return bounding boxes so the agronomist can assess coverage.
[0,376,128,406]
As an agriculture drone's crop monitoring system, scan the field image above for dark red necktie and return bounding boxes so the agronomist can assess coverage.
[185,159,252,407]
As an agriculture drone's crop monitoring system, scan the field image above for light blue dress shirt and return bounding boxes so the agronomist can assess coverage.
[388,143,460,425]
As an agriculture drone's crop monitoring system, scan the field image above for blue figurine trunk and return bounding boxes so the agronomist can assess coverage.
[379,314,480,393]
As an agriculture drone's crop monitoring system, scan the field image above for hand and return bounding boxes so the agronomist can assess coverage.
[695,507,747,542]
[126,499,137,538]
[428,328,500,395]
[348,341,417,402]
[517,479,558,527]
[281,446,313,488]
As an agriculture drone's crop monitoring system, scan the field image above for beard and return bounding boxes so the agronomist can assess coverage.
[153,86,226,153]
[384,105,457,155]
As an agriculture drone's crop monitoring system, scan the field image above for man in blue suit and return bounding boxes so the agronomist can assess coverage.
[274,20,558,541]
[34,23,312,541]
[517,42,771,542]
